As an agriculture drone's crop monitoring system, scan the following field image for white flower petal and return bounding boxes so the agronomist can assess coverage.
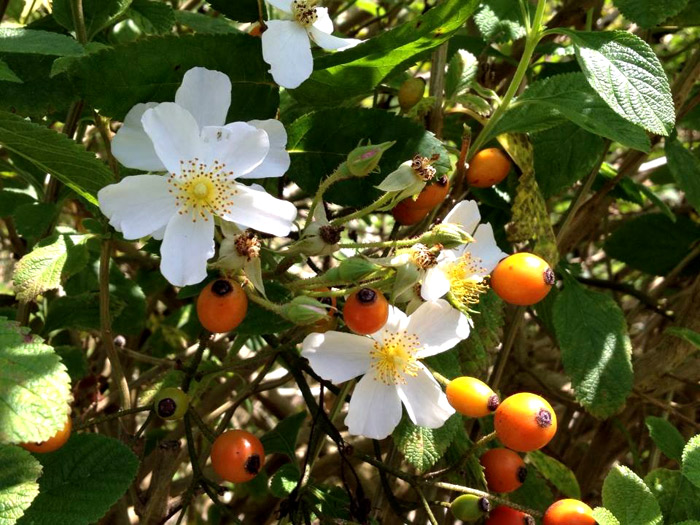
[308,10,362,51]
[142,103,204,174]
[160,212,215,286]
[345,374,402,440]
[398,365,455,428]
[200,122,270,177]
[421,266,451,301]
[152,225,166,240]
[111,103,164,171]
[444,200,481,234]
[370,305,409,343]
[241,119,291,179]
[301,331,373,383]
[408,300,471,358]
[468,223,507,275]
[262,20,313,89]
[266,0,293,13]
[222,183,297,236]
[175,67,232,129]
[97,175,175,239]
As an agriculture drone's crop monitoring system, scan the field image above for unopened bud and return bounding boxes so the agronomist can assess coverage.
[338,257,381,281]
[421,223,473,249]
[346,141,395,177]
[282,296,331,325]
[398,77,426,112]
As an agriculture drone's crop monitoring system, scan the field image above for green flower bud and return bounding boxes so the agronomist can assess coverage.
[282,296,330,325]
[153,387,190,421]
[337,256,381,281]
[346,141,395,177]
[449,494,490,522]
[421,223,473,249]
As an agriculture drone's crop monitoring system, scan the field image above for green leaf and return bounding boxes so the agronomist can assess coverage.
[269,464,300,498]
[173,10,240,34]
[290,0,480,105]
[645,468,700,523]
[614,0,689,28]
[553,276,633,418]
[645,416,686,463]
[666,0,700,25]
[457,289,504,376]
[43,292,123,334]
[532,121,607,197]
[17,434,139,525]
[593,507,621,525]
[0,28,83,56]
[0,60,21,83]
[562,29,674,136]
[0,445,42,525]
[393,413,461,473]
[52,0,133,39]
[527,450,581,499]
[604,214,700,275]
[286,108,449,207]
[128,0,175,34]
[13,233,91,303]
[260,411,307,460]
[682,435,700,490]
[602,465,663,525]
[205,0,263,22]
[53,346,89,384]
[0,111,114,205]
[508,469,555,514]
[635,182,676,222]
[665,327,700,349]
[0,318,72,443]
[474,0,526,43]
[11,203,56,243]
[67,33,277,122]
[445,49,478,101]
[494,72,651,152]
[666,134,700,214]
[236,280,292,336]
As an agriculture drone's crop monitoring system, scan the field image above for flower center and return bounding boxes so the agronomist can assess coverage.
[444,252,489,309]
[168,158,238,222]
[292,0,318,26]
[369,331,421,385]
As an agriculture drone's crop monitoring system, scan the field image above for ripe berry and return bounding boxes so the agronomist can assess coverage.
[343,288,389,335]
[196,278,248,333]
[210,429,265,483]
[466,148,512,188]
[450,494,491,521]
[413,176,450,209]
[153,387,189,421]
[490,253,555,306]
[486,506,535,525]
[398,77,426,111]
[543,499,595,525]
[494,392,557,452]
[392,199,430,225]
[20,415,72,453]
[480,448,527,493]
[446,376,500,418]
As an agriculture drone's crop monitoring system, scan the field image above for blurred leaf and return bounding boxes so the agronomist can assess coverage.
[527,450,581,499]
[128,0,175,34]
[0,318,72,444]
[474,0,526,43]
[269,464,300,498]
[44,292,124,334]
[682,435,700,490]
[613,0,689,28]
[645,416,686,464]
[393,413,461,473]
[11,203,56,243]
[0,445,42,525]
[645,468,700,522]
[261,411,307,460]
[665,327,700,349]
[445,49,478,101]
[173,11,240,34]
[205,0,264,22]
[602,465,663,525]
[666,0,700,25]
[0,60,21,83]
[553,276,633,418]
[17,434,139,525]
[666,134,700,214]
[0,28,84,56]
[423,349,461,380]
[54,346,89,384]
[52,0,132,39]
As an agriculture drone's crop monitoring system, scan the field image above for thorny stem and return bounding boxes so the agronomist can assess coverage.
[306,167,352,229]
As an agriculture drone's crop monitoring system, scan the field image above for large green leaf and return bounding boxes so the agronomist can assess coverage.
[682,435,700,490]
[393,413,461,473]
[0,318,72,444]
[666,0,700,25]
[0,28,83,56]
[17,434,139,525]
[52,0,133,39]
[508,468,554,514]
[290,0,480,105]
[67,33,278,122]
[613,0,689,28]
[666,134,700,214]
[602,465,663,525]
[286,108,449,207]
[127,0,175,34]
[562,29,674,136]
[494,72,651,152]
[0,446,42,525]
[593,507,621,525]
[0,111,114,205]
[527,450,581,499]
[553,277,633,418]
[260,411,307,461]
[474,0,526,43]
[645,416,686,464]
[645,468,700,523]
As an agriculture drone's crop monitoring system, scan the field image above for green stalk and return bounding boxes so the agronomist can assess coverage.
[330,192,394,227]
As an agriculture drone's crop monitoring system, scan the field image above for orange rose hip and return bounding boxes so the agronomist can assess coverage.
[494,392,557,452]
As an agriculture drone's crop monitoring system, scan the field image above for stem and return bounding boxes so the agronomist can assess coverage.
[244,287,284,315]
[181,332,211,393]
[488,306,525,391]
[330,192,394,227]
[100,240,132,410]
[306,167,352,229]
[74,405,153,430]
[431,481,542,517]
[338,237,419,250]
[431,370,450,387]
[70,0,88,44]
[428,42,448,138]
[468,0,547,156]
[416,487,439,525]
[188,407,217,443]
[424,431,497,479]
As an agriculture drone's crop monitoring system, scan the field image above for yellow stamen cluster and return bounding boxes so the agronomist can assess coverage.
[168,158,237,222]
[444,252,489,308]
[370,331,421,385]
[292,0,319,26]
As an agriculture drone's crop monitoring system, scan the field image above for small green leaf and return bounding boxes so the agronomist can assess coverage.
[666,134,700,214]
[393,413,461,473]
[593,507,621,525]
[682,435,700,490]
[269,464,300,498]
[13,233,91,303]
[261,411,307,460]
[645,468,700,522]
[17,434,139,525]
[0,28,84,56]
[602,465,663,525]
[0,445,42,525]
[52,0,133,39]
[0,318,72,444]
[563,29,675,136]
[645,416,686,463]
[665,328,700,350]
[445,49,478,101]
[553,277,633,418]
[0,111,115,205]
[613,0,689,28]
[474,0,526,43]
[527,450,581,499]
[0,60,22,83]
